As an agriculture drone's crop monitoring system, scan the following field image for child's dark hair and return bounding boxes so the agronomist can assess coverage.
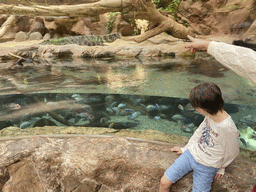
[189,82,224,115]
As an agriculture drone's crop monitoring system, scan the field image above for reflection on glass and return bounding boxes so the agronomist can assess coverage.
[106,65,147,92]
[0,93,255,151]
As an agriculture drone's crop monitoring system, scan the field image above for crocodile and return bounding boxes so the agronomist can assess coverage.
[40,32,120,46]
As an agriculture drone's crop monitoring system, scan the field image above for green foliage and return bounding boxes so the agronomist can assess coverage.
[153,0,181,16]
[106,12,119,34]
[183,22,189,27]
[128,19,140,36]
[220,4,240,12]
[153,0,161,6]
[163,0,181,16]
[229,4,240,11]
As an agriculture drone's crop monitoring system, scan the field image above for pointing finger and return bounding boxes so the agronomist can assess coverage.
[187,35,196,42]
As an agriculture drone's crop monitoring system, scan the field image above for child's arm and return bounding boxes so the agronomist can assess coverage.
[170,146,183,154]
[180,123,203,153]
[216,125,240,176]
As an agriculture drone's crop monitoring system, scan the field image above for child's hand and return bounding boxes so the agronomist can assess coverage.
[214,173,224,180]
[170,146,183,155]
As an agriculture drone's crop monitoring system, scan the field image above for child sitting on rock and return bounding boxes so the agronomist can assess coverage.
[159,82,239,192]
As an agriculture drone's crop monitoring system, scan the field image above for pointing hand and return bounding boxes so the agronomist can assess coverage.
[185,35,211,52]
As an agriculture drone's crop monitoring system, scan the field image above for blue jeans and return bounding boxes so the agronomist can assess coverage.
[164,149,218,192]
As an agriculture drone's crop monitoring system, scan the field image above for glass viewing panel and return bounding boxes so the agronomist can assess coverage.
[0,57,255,152]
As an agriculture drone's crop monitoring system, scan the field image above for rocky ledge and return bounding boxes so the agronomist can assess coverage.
[0,134,255,192]
[0,34,194,61]
[0,34,238,62]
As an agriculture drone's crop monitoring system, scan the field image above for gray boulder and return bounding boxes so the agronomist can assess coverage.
[29,32,43,40]
[15,31,28,42]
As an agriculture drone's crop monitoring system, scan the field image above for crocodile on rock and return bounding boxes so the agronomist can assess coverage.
[40,33,120,46]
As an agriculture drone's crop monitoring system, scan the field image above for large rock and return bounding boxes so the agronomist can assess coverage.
[71,18,91,35]
[29,17,47,36]
[15,31,28,42]
[179,0,255,35]
[0,135,255,192]
[29,32,43,40]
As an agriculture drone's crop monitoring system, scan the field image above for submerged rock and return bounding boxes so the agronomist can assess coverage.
[33,118,57,127]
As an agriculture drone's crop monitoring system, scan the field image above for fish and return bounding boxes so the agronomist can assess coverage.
[14,98,28,107]
[100,117,108,124]
[146,105,157,111]
[71,94,86,104]
[97,74,102,84]
[178,104,184,111]
[178,103,198,116]
[46,102,59,107]
[135,98,142,104]
[172,114,185,121]
[181,125,192,133]
[109,123,114,128]
[117,103,126,109]
[154,116,161,120]
[106,108,114,114]
[129,112,141,120]
[110,102,117,108]
[20,121,32,129]
[112,107,119,113]
[160,105,168,110]
[140,104,147,109]
[71,94,81,98]
[105,95,114,101]
[239,138,247,147]
[3,103,21,110]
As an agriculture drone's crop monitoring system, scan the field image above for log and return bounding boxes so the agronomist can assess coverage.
[0,15,18,39]
[121,0,191,42]
[0,0,132,17]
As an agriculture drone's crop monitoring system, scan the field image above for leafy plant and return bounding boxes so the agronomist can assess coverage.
[153,0,181,16]
[128,19,140,36]
[106,12,119,34]
[153,0,161,7]
[183,22,189,27]
[163,0,181,16]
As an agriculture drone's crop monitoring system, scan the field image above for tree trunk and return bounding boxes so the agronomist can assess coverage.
[0,0,191,41]
[121,0,191,42]
[0,0,132,17]
[0,15,18,38]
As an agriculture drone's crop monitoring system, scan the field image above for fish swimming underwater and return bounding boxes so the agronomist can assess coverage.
[3,103,21,110]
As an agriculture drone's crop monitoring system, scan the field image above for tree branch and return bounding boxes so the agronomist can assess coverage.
[0,15,18,38]
[0,0,132,17]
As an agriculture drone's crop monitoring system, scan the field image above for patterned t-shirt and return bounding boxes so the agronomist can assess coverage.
[181,115,239,175]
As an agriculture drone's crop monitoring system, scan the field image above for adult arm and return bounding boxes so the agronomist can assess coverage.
[208,41,256,86]
[185,35,256,86]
